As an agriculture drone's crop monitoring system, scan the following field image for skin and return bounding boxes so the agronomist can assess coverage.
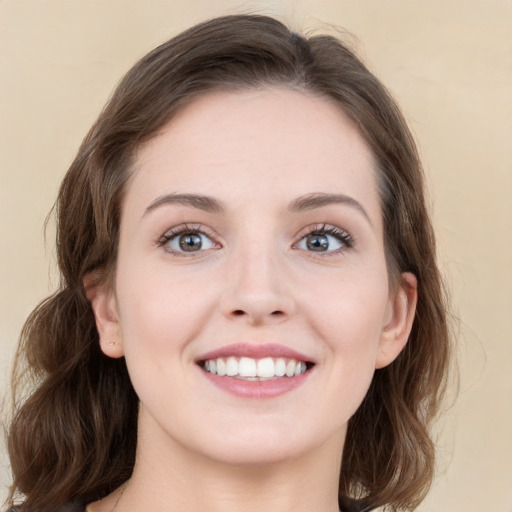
[87,88,417,512]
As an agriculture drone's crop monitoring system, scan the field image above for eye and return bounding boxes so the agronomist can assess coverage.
[295,225,353,254]
[159,226,219,255]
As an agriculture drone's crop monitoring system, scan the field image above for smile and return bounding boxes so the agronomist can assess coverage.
[196,343,315,398]
[201,356,309,380]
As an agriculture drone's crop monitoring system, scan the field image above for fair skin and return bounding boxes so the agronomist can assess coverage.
[87,88,417,512]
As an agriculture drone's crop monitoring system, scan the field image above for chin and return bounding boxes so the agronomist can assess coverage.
[201,442,308,467]
[189,420,342,468]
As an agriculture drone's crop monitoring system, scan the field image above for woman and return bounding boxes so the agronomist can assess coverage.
[5,14,451,512]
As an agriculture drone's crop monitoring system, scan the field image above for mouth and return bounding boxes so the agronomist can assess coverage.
[199,356,314,381]
[195,344,315,398]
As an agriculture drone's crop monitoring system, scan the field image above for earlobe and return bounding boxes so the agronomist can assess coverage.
[84,272,125,359]
[376,272,418,369]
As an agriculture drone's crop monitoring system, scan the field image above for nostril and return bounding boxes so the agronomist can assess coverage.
[228,309,287,320]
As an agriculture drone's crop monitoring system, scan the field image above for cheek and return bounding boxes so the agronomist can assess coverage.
[112,258,216,384]
[302,264,390,346]
[299,265,389,403]
[113,270,212,414]
[116,256,213,334]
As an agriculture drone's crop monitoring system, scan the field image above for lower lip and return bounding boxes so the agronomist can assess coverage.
[200,368,312,399]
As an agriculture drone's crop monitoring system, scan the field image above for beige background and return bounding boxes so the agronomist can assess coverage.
[1,1,511,510]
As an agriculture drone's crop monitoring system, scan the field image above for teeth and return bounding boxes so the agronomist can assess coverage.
[275,358,286,377]
[286,359,296,377]
[239,357,257,377]
[217,358,226,376]
[226,357,238,376]
[257,357,275,378]
[202,356,309,379]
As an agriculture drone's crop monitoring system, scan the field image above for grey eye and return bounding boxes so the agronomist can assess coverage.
[298,233,344,252]
[306,233,328,251]
[166,232,216,252]
[179,233,203,251]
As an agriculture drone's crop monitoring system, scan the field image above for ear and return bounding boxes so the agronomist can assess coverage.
[376,272,418,369]
[84,272,125,359]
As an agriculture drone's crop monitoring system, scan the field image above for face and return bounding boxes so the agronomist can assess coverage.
[91,88,416,468]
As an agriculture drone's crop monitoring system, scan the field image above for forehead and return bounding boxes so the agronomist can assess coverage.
[129,87,381,224]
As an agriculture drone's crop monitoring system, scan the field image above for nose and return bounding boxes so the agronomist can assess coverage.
[221,242,295,326]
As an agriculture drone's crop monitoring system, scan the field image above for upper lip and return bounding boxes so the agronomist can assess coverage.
[196,343,314,363]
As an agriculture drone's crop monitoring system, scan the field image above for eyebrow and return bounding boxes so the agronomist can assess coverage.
[144,191,372,226]
[144,193,224,216]
[288,193,373,226]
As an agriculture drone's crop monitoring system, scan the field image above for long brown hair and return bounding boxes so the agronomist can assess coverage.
[5,14,451,512]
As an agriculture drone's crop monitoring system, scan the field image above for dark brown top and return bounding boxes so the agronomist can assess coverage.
[8,501,85,512]
[10,497,371,511]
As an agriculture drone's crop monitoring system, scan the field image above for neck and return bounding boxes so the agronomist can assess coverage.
[112,410,345,512]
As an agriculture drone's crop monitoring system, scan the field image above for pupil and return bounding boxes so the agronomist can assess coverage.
[179,233,202,251]
[306,233,328,251]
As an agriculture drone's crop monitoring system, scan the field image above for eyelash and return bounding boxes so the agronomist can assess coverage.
[157,224,220,256]
[295,224,354,255]
[157,223,354,256]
